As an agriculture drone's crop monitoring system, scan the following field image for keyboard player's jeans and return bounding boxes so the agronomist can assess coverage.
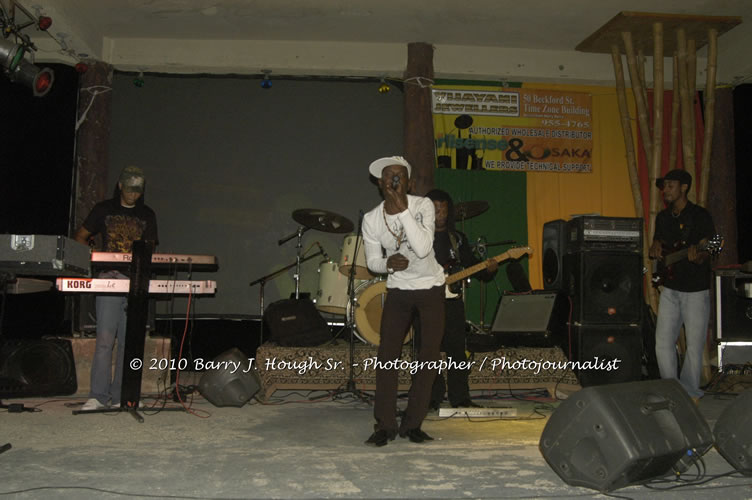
[90,270,128,406]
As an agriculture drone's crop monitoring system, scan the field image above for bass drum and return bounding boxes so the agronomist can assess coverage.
[348,278,413,346]
[339,234,374,280]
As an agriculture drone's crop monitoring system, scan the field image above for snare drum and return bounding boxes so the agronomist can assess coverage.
[315,261,354,315]
[347,278,413,346]
[339,234,373,280]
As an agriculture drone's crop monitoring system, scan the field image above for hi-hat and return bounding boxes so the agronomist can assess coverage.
[454,200,489,221]
[292,209,354,233]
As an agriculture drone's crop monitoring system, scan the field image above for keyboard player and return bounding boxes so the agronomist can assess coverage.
[73,166,158,411]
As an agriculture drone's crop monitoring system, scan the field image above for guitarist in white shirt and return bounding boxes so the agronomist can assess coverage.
[425,189,498,409]
[649,169,716,404]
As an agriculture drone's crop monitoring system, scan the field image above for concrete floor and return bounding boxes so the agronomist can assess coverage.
[2,379,752,500]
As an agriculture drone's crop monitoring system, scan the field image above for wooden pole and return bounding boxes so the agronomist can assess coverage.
[676,29,697,202]
[648,23,665,314]
[638,49,649,112]
[74,61,113,235]
[611,45,658,312]
[699,29,718,208]
[403,42,435,196]
[688,38,698,172]
[668,53,680,171]
[622,31,652,160]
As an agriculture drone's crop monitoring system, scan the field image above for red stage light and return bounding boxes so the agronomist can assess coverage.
[38,16,52,31]
[75,62,88,73]
[34,69,53,96]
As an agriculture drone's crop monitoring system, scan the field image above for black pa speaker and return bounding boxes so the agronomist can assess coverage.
[539,379,714,492]
[571,324,642,387]
[198,348,260,407]
[264,299,331,347]
[542,219,568,290]
[564,251,643,325]
[714,390,752,475]
[0,338,77,398]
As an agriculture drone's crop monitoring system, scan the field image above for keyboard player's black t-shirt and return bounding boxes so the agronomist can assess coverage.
[82,198,158,253]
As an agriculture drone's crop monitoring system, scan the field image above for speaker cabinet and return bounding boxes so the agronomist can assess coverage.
[0,338,77,398]
[539,379,714,492]
[198,348,260,407]
[714,390,752,475]
[490,292,566,348]
[572,324,642,387]
[542,219,568,290]
[564,251,643,325]
[716,271,752,340]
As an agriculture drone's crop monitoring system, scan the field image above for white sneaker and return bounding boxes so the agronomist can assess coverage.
[81,398,106,411]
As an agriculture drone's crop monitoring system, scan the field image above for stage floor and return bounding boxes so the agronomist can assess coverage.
[2,378,752,499]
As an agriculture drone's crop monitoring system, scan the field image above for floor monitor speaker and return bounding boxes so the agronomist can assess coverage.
[198,348,260,407]
[714,390,752,475]
[540,379,713,492]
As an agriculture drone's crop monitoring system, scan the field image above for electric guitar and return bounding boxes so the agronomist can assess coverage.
[445,246,533,298]
[651,234,724,288]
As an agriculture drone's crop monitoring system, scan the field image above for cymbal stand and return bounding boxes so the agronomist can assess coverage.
[335,210,370,403]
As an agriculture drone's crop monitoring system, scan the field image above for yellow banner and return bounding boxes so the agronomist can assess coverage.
[433,86,593,173]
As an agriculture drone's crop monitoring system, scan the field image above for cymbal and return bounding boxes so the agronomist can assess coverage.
[292,208,354,234]
[454,201,489,221]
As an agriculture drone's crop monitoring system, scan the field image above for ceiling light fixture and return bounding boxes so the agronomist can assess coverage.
[133,71,145,87]
[260,70,272,89]
[0,0,55,96]
[378,77,391,94]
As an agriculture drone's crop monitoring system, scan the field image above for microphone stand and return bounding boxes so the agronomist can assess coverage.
[333,210,370,403]
[249,249,324,347]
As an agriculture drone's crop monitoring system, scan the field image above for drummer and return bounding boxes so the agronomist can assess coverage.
[361,156,445,447]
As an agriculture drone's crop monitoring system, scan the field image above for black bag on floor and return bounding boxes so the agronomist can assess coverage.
[264,299,332,347]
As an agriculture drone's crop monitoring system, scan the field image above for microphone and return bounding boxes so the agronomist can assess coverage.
[392,175,400,190]
[316,242,329,261]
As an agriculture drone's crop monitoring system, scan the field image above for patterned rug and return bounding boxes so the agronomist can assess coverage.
[255,340,581,400]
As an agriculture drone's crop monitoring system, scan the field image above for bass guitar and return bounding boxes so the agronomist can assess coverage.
[445,246,533,298]
[652,234,724,288]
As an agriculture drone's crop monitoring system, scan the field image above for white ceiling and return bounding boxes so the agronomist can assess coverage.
[15,0,752,85]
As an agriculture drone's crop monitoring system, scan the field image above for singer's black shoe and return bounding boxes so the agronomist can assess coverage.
[365,429,396,447]
[399,427,434,443]
[451,399,482,408]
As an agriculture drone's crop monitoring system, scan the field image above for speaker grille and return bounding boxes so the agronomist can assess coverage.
[0,338,77,397]
[565,252,642,324]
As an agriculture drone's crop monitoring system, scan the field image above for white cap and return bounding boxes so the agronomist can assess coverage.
[368,156,412,179]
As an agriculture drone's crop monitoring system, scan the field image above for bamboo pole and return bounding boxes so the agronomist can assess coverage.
[699,29,718,208]
[688,38,698,177]
[676,29,697,202]
[647,23,665,314]
[638,49,649,112]
[668,53,680,171]
[611,46,644,219]
[622,31,652,160]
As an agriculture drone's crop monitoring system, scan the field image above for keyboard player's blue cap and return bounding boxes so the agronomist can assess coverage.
[119,166,145,193]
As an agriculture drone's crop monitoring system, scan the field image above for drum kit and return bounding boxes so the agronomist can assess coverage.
[250,201,495,348]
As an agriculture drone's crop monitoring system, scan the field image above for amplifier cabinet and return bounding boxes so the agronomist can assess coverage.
[0,235,90,277]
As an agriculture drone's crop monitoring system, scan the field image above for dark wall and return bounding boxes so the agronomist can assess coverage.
[0,64,78,337]
[107,74,404,315]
